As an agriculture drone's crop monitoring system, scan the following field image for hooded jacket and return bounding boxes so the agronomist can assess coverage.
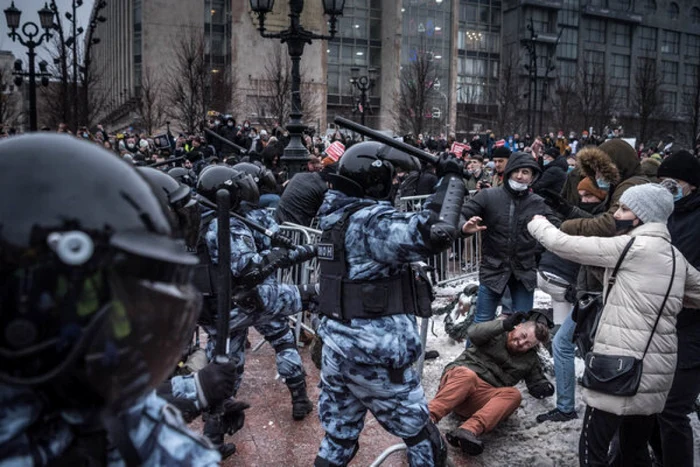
[460,152,558,293]
[561,140,648,237]
[528,218,700,415]
[532,155,568,196]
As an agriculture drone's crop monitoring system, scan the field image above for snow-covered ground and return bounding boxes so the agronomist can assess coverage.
[420,282,700,466]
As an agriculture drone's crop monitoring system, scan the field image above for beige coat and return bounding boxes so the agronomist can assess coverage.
[528,219,700,416]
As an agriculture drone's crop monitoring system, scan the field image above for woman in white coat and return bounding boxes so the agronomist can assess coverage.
[527,183,700,467]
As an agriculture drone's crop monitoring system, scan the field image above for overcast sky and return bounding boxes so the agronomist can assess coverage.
[1,0,95,62]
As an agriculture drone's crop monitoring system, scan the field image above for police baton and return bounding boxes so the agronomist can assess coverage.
[196,195,295,249]
[203,128,249,155]
[147,156,186,168]
[333,116,439,166]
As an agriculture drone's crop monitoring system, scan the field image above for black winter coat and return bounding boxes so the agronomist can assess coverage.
[668,191,700,368]
[461,152,558,293]
[532,156,568,196]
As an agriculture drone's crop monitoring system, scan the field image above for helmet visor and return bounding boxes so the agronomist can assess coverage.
[175,197,201,250]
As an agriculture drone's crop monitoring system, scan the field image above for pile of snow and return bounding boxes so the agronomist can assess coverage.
[422,282,700,466]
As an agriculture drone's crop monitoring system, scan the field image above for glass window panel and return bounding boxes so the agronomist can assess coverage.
[687,35,700,58]
[639,26,657,51]
[661,61,678,84]
[661,30,679,54]
[612,23,630,48]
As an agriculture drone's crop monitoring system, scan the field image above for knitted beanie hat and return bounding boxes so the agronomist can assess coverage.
[619,184,674,224]
[577,177,607,201]
[492,146,512,160]
[657,150,700,187]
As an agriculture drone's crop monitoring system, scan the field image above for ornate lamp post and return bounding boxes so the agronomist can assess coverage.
[249,0,345,176]
[349,67,376,128]
[4,1,54,131]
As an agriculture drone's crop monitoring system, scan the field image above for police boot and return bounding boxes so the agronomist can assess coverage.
[203,412,237,460]
[287,375,313,420]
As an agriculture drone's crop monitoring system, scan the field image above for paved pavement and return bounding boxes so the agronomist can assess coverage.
[190,329,477,467]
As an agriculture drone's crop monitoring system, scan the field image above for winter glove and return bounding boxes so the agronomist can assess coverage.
[297,283,320,311]
[540,189,573,218]
[221,399,251,435]
[436,152,464,178]
[196,361,239,408]
[529,381,555,399]
[232,286,263,314]
[503,311,530,332]
[290,244,317,264]
[271,232,294,249]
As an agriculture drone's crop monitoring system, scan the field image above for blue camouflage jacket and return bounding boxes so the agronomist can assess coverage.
[203,206,301,332]
[0,384,219,466]
[316,190,438,369]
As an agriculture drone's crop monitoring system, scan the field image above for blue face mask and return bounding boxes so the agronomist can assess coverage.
[567,166,575,173]
[596,178,610,191]
[543,160,551,166]
[673,191,684,202]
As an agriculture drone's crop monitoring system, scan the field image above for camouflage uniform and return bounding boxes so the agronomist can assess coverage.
[0,383,219,466]
[315,190,440,466]
[202,205,305,395]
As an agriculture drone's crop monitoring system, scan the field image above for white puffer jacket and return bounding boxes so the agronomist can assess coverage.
[528,219,700,415]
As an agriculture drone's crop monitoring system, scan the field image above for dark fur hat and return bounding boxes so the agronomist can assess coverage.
[577,146,621,185]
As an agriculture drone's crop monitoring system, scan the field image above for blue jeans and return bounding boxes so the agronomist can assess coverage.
[465,276,533,347]
[553,308,576,413]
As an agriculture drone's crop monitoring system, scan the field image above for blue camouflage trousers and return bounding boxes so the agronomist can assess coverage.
[317,346,435,466]
[206,317,304,395]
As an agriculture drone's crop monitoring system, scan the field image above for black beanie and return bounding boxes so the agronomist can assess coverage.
[658,150,700,187]
[492,146,512,160]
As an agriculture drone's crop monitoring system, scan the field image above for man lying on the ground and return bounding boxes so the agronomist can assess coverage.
[428,313,553,456]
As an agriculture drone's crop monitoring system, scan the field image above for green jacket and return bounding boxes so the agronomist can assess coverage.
[445,320,547,390]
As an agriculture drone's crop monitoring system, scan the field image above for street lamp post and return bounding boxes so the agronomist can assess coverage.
[4,1,54,131]
[523,18,538,136]
[249,0,345,177]
[349,67,376,128]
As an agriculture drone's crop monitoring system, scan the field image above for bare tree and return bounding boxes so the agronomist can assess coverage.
[250,46,321,130]
[396,49,440,136]
[136,65,165,135]
[552,77,577,134]
[684,64,700,148]
[0,68,23,127]
[165,27,209,134]
[631,58,663,145]
[571,56,617,135]
[493,51,522,136]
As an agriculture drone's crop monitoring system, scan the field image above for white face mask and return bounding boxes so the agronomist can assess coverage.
[508,179,529,191]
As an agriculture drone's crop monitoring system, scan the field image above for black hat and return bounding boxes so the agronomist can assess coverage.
[658,150,700,187]
[544,147,560,158]
[492,146,512,160]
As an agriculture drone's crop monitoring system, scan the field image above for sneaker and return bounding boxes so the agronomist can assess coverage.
[536,408,578,423]
[445,428,484,456]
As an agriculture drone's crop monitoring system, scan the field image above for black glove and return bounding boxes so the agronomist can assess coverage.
[436,152,464,178]
[540,189,573,218]
[291,244,317,263]
[271,233,294,249]
[297,283,320,311]
[197,361,239,408]
[221,399,250,435]
[529,381,555,399]
[503,311,529,331]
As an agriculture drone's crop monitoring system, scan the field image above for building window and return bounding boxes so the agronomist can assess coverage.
[585,18,606,44]
[530,9,551,34]
[611,23,631,48]
[684,64,699,86]
[611,53,630,83]
[661,61,678,84]
[667,2,679,19]
[691,7,700,24]
[643,0,657,12]
[638,26,657,51]
[661,91,677,112]
[687,35,700,58]
[559,27,578,59]
[557,59,577,84]
[615,0,631,10]
[661,30,680,55]
[584,50,606,70]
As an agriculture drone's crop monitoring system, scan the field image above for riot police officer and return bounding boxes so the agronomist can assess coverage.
[196,166,318,420]
[0,134,219,465]
[314,142,465,467]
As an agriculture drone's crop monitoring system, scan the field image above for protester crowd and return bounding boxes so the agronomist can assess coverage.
[1,115,700,467]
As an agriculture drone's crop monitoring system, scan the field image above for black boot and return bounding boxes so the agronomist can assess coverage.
[203,412,237,459]
[287,376,313,420]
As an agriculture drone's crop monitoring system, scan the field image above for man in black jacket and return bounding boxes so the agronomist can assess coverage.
[650,150,700,467]
[532,147,568,196]
[460,152,557,345]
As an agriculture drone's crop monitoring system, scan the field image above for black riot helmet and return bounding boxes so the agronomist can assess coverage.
[0,134,201,412]
[196,165,260,209]
[137,167,201,250]
[330,141,398,199]
[167,166,196,187]
[232,161,277,193]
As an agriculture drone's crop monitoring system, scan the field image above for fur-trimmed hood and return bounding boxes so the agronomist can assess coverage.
[577,146,620,184]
